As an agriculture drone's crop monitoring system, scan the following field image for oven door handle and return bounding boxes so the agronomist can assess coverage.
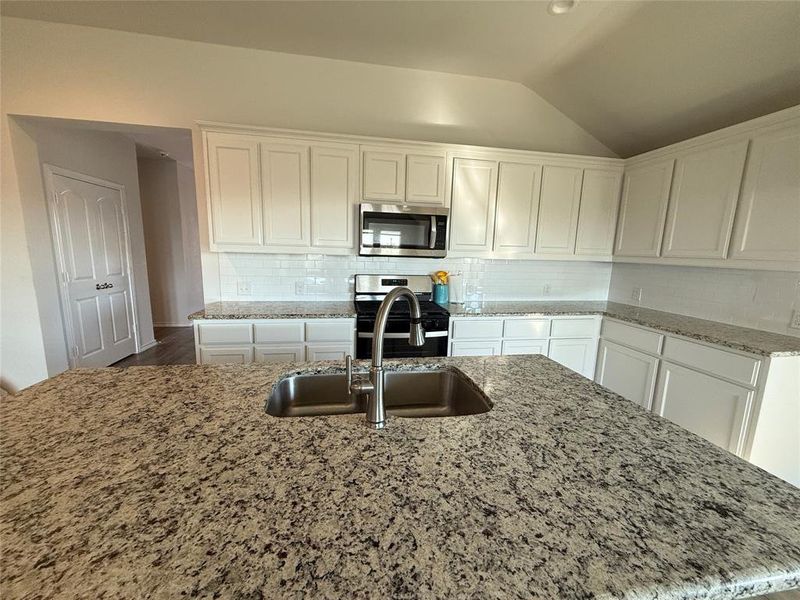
[358,330,448,339]
[429,215,437,249]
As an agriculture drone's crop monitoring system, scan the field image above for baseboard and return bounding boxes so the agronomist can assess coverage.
[138,340,159,352]
[153,322,193,328]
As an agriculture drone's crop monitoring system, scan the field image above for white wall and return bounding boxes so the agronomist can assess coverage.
[0,16,615,389]
[609,263,800,337]
[218,254,612,303]
[138,157,204,326]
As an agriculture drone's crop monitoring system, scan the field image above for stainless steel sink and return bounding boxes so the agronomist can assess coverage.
[267,368,491,418]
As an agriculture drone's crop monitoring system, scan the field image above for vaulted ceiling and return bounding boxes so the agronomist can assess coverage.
[3,0,799,157]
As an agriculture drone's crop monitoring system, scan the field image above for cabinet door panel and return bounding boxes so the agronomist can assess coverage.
[730,124,800,261]
[502,339,549,356]
[206,133,262,246]
[548,338,596,378]
[406,154,446,205]
[254,344,305,363]
[535,165,583,254]
[595,340,658,409]
[306,343,352,361]
[493,162,542,254]
[575,169,621,255]
[449,158,498,253]
[362,150,405,201]
[311,144,358,248]
[653,361,752,455]
[450,340,502,357]
[200,346,253,365]
[261,142,310,247]
[615,160,674,257]
[662,140,748,258]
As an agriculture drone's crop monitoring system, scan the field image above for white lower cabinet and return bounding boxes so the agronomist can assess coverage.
[451,340,502,357]
[595,339,659,409]
[548,338,597,378]
[194,318,354,365]
[502,339,548,356]
[199,346,253,365]
[653,361,752,455]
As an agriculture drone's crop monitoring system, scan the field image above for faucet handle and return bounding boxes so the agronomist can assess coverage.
[345,354,353,390]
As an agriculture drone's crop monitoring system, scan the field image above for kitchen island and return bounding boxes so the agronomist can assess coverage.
[2,355,799,598]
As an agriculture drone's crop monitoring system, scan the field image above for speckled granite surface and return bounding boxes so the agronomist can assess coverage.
[2,356,799,598]
[189,300,356,320]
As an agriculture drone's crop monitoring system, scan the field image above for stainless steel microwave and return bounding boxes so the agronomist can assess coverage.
[359,203,449,258]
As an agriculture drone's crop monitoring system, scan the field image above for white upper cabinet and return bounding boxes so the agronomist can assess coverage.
[535,166,583,254]
[206,132,263,247]
[661,140,748,259]
[449,158,498,253]
[406,154,446,205]
[362,149,405,201]
[575,169,622,256]
[361,146,447,206]
[260,142,310,247]
[492,161,542,254]
[730,123,800,262]
[615,159,674,257]
[310,143,358,249]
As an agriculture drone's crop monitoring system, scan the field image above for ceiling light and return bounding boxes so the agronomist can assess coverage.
[548,0,578,15]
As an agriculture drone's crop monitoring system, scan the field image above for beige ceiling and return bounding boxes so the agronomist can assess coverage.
[3,0,799,157]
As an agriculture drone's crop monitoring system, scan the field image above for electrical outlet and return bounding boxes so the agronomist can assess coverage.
[790,310,800,330]
[631,287,643,304]
[543,283,551,296]
[237,279,252,296]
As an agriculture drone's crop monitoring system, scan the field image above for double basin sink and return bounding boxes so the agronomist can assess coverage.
[267,368,492,418]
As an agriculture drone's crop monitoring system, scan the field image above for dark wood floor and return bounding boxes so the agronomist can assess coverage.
[112,327,196,367]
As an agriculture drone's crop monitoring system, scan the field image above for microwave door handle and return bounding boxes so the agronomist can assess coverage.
[429,215,437,249]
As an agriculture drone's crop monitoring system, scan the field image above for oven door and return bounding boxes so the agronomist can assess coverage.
[360,203,448,258]
[356,318,449,359]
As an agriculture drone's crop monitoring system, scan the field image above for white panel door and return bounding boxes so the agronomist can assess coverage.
[449,158,498,253]
[306,343,352,361]
[548,338,596,378]
[310,144,358,248]
[575,169,621,256]
[493,161,542,254]
[406,154,446,205]
[614,160,674,257]
[50,172,137,367]
[653,361,753,455]
[595,340,659,409]
[535,165,583,254]
[362,150,405,201]
[254,344,305,363]
[730,124,800,261]
[450,340,502,357]
[260,142,310,247]
[662,140,748,258]
[206,132,262,246]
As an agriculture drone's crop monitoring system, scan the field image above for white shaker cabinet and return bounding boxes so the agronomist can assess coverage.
[310,144,358,248]
[575,169,622,256]
[449,158,499,253]
[492,161,542,254]
[595,339,659,410]
[653,361,753,455]
[535,165,583,254]
[199,346,253,365]
[362,149,405,201]
[206,133,263,247]
[730,123,800,262]
[548,338,597,378]
[614,159,674,257]
[361,146,447,206]
[260,142,310,247]
[661,140,748,259]
[406,154,446,205]
[450,340,503,357]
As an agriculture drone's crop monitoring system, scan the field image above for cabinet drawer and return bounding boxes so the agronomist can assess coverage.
[503,318,550,339]
[451,319,504,340]
[662,337,760,387]
[601,320,663,354]
[305,321,354,342]
[253,321,305,343]
[197,323,253,345]
[550,318,598,338]
[502,339,549,356]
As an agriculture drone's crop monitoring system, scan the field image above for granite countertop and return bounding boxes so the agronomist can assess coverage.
[189,299,800,357]
[2,356,799,598]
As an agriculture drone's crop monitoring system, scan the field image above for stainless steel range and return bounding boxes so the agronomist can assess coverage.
[354,274,449,359]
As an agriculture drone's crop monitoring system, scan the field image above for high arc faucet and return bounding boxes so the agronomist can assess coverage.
[346,286,425,429]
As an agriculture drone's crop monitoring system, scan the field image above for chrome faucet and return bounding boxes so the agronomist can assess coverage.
[346,287,425,429]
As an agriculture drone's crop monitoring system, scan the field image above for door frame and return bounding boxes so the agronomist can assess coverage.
[43,164,143,368]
